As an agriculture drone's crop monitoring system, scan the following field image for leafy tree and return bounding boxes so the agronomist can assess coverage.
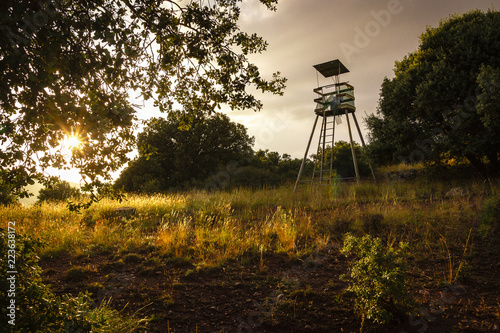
[366,9,500,174]
[476,65,500,171]
[230,165,275,188]
[232,149,307,188]
[114,111,254,192]
[254,149,281,168]
[0,0,286,202]
[37,180,81,203]
[0,175,17,205]
[276,152,309,183]
[311,141,371,179]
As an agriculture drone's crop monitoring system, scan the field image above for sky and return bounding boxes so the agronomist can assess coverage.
[53,0,498,185]
[216,0,498,159]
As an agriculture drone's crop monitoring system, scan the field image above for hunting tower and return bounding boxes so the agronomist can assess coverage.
[293,59,375,192]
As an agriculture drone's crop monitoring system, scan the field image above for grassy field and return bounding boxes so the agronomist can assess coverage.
[6,177,496,263]
[2,175,500,332]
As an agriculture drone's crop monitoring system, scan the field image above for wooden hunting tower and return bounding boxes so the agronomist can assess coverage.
[293,59,375,192]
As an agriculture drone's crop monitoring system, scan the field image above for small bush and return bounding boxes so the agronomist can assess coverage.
[340,234,415,326]
[479,195,500,237]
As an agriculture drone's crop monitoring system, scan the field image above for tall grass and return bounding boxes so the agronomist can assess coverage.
[1,178,496,267]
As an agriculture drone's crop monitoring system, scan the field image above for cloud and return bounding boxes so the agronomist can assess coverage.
[227,0,496,157]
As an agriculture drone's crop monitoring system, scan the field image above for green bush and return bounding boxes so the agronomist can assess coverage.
[0,228,146,332]
[479,195,500,237]
[37,180,81,203]
[340,234,415,326]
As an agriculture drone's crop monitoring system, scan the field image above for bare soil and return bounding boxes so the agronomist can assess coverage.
[40,235,500,332]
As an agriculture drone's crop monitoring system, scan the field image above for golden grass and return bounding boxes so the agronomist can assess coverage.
[1,177,496,268]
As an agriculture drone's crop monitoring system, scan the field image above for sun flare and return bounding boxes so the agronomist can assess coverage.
[62,134,82,151]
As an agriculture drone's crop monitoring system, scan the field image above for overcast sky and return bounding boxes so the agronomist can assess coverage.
[211,0,498,159]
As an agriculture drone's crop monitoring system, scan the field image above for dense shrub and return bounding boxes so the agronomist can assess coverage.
[340,234,415,326]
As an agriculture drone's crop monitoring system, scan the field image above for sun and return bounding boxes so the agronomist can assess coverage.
[61,133,83,151]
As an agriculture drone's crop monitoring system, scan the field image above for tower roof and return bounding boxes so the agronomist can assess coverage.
[313,59,349,78]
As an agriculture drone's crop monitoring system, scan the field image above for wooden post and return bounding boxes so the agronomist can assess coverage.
[352,112,377,181]
[294,114,320,192]
[345,112,360,185]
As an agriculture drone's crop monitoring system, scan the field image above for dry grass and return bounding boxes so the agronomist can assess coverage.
[1,177,496,270]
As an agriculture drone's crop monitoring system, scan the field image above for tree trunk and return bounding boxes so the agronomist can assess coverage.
[465,154,488,177]
[486,152,499,176]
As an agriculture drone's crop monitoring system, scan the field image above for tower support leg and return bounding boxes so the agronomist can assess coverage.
[345,112,360,185]
[351,112,377,181]
[294,114,320,192]
[319,115,328,184]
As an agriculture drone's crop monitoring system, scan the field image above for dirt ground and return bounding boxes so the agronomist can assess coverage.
[40,235,499,332]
